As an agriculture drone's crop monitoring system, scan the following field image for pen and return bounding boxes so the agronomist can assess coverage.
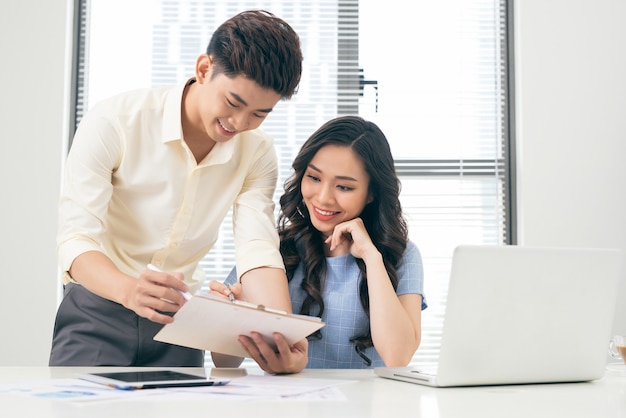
[225,283,235,303]
[147,264,193,300]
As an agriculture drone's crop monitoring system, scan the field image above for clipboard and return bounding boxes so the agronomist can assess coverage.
[154,293,325,358]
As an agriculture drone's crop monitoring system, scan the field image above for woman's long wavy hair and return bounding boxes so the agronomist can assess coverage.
[278,115,408,365]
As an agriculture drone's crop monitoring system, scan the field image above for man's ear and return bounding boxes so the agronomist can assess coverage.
[195,54,213,83]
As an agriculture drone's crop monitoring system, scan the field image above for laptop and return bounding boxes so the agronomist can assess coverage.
[375,245,623,387]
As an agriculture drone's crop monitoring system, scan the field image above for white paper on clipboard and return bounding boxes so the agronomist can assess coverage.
[154,293,325,358]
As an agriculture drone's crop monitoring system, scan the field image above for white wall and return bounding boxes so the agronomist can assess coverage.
[514,0,626,250]
[1,0,624,365]
[0,1,69,365]
[514,0,626,336]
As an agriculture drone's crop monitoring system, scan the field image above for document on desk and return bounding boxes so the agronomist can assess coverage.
[0,375,351,403]
[154,292,325,358]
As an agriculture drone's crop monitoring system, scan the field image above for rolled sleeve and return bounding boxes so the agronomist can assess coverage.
[232,137,284,278]
[57,108,122,273]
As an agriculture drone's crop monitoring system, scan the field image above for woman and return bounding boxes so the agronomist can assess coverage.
[222,115,427,371]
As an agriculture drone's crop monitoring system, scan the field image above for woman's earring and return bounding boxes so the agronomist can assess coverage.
[296,201,306,218]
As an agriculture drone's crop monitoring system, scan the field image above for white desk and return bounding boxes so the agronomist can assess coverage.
[1,365,626,417]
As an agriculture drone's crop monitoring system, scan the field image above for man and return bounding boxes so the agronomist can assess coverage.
[50,10,304,370]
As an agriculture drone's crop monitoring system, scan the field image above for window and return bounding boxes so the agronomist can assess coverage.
[357,1,513,362]
[71,0,512,367]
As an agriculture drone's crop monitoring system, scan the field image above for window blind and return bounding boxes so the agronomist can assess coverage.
[71,0,511,368]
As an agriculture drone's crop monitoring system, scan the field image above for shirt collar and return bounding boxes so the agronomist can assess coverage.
[162,77,195,144]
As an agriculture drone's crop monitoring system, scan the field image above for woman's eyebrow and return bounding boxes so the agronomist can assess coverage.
[308,163,358,182]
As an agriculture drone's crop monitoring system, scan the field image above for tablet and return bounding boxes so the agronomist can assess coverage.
[78,370,230,390]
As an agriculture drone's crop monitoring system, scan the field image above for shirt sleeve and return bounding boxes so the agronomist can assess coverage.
[231,131,285,278]
[56,104,122,274]
[224,267,238,285]
[396,240,428,310]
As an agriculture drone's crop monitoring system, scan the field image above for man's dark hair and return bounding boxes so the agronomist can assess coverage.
[207,10,303,99]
